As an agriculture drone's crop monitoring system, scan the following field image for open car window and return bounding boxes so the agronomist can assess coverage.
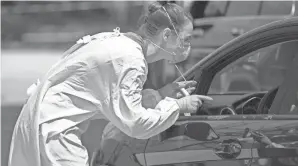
[208,40,298,95]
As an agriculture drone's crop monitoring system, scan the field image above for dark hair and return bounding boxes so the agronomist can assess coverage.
[139,1,193,36]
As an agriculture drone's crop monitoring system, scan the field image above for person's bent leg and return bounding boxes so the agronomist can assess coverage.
[39,123,89,166]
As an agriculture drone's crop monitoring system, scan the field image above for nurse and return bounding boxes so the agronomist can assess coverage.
[8,1,212,166]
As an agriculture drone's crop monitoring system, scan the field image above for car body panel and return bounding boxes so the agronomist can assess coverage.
[133,116,298,166]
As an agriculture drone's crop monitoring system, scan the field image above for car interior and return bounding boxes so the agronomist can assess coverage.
[194,40,298,116]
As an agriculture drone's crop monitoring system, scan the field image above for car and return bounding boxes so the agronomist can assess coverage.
[145,0,298,91]
[90,17,298,166]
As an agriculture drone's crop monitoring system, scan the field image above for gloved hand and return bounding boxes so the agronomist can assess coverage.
[158,81,197,99]
[176,95,213,114]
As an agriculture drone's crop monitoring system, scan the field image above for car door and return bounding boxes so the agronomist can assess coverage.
[132,18,298,166]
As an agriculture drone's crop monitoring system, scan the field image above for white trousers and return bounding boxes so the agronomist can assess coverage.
[39,122,90,166]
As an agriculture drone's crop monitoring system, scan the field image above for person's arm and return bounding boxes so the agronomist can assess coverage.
[141,80,197,109]
[141,89,162,109]
[102,58,180,140]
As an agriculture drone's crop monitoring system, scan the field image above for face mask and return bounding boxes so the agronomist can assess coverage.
[169,45,191,64]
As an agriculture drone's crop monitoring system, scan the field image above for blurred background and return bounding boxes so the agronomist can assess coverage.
[1,1,296,166]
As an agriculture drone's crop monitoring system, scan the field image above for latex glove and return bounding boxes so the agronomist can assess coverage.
[176,95,213,114]
[158,81,197,99]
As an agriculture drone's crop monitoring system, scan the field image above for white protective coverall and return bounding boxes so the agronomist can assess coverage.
[8,30,180,166]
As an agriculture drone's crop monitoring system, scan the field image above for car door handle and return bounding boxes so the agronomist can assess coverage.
[231,28,245,37]
[214,139,242,159]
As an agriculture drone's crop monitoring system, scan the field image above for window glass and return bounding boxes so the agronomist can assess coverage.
[208,40,298,95]
[260,1,292,15]
[226,1,261,16]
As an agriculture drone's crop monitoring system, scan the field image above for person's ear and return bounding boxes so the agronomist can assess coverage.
[162,28,171,42]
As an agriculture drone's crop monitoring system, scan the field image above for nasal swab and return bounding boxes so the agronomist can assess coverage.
[174,64,191,116]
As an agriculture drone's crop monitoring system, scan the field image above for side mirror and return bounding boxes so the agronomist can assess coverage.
[160,122,220,142]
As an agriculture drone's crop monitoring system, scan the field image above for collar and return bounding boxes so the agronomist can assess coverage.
[124,32,147,55]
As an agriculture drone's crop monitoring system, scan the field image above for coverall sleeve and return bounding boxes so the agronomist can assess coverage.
[141,89,162,109]
[106,58,180,140]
